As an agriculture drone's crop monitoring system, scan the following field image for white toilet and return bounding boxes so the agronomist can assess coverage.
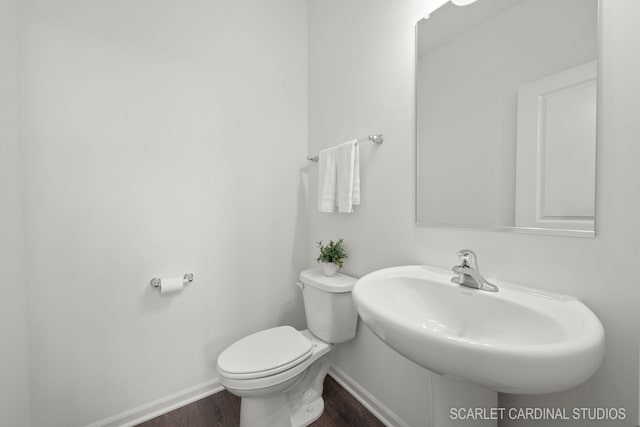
[216,268,358,427]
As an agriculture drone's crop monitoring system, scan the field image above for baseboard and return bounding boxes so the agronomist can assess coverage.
[87,366,407,427]
[86,378,224,427]
[328,364,412,427]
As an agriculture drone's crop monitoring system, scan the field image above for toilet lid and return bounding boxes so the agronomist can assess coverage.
[217,326,312,380]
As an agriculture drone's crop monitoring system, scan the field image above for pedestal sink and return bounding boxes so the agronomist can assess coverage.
[352,265,605,394]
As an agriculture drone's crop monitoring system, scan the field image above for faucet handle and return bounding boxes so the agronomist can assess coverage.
[456,249,478,269]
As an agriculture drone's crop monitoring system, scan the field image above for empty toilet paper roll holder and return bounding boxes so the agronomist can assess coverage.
[150,273,194,289]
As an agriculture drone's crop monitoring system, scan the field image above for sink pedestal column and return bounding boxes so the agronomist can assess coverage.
[430,373,498,427]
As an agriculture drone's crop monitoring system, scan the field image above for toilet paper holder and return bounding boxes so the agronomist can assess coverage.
[150,273,194,289]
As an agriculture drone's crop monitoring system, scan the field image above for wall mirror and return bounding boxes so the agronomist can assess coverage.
[416,0,598,237]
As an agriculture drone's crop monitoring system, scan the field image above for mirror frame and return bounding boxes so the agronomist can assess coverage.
[414,0,600,238]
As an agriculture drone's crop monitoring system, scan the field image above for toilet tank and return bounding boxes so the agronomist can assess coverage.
[299,269,358,343]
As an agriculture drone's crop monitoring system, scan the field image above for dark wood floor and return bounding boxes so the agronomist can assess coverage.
[136,375,385,427]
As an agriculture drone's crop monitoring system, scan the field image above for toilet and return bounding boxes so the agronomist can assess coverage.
[216,268,358,427]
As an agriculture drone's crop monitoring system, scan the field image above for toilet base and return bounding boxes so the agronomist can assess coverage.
[287,354,330,426]
[290,396,324,427]
[237,353,331,427]
[238,395,324,427]
[239,394,289,427]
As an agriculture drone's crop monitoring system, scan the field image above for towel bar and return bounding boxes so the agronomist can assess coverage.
[306,134,383,162]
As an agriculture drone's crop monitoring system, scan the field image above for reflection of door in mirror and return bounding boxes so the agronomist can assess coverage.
[416,0,598,237]
[515,61,596,231]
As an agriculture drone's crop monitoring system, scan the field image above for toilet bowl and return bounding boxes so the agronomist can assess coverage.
[219,328,331,427]
[216,269,358,427]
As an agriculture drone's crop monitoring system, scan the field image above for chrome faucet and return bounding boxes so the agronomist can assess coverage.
[451,249,499,292]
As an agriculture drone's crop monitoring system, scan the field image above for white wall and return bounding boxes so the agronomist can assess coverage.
[0,0,31,425]
[19,0,308,425]
[309,0,639,426]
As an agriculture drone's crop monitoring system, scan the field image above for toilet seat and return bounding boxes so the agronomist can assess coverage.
[218,329,331,394]
[217,326,313,380]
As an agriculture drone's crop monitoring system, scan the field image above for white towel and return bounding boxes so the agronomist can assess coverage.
[318,147,337,213]
[335,140,359,213]
[352,143,360,205]
[317,139,361,213]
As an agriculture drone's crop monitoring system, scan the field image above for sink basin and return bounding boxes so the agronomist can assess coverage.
[352,265,605,394]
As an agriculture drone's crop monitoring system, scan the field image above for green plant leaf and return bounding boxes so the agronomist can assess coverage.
[316,238,348,269]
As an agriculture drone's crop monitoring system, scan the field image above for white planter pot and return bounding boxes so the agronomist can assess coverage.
[322,262,338,277]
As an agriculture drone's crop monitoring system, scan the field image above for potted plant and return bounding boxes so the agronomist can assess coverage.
[316,239,348,276]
